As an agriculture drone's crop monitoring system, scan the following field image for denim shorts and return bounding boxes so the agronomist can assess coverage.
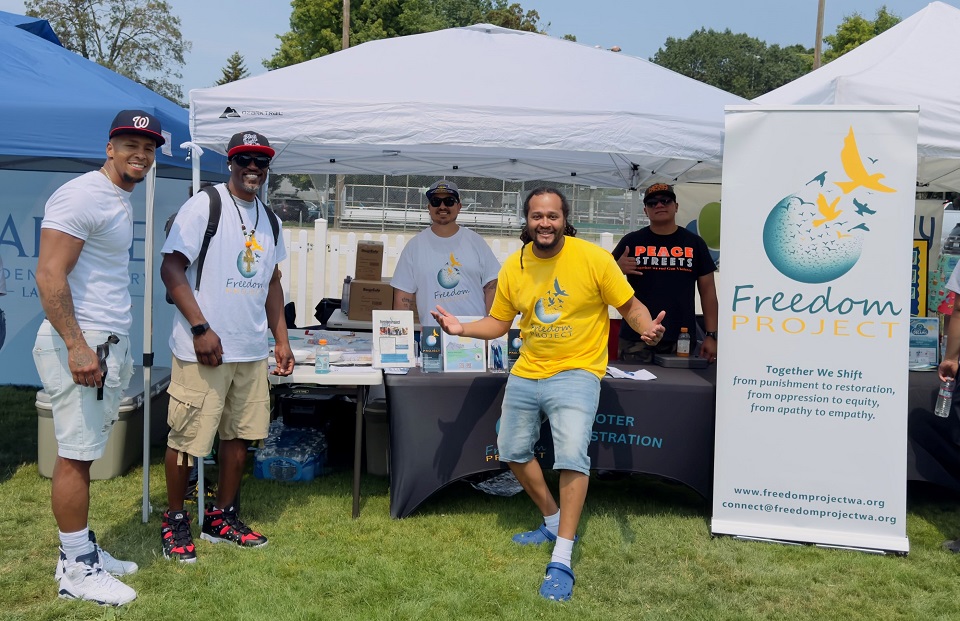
[497,369,601,475]
[33,320,133,462]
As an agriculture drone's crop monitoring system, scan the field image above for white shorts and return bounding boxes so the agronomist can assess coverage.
[33,320,133,462]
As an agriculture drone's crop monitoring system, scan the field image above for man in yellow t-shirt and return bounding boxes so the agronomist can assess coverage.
[432,188,665,602]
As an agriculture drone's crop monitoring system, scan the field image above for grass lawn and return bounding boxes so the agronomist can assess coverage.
[3,384,960,620]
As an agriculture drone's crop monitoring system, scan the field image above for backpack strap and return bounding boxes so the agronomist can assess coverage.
[263,199,280,244]
[194,185,222,292]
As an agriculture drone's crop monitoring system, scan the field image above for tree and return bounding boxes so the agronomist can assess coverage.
[25,0,190,103]
[216,51,250,85]
[822,6,900,63]
[651,28,811,100]
[266,0,549,70]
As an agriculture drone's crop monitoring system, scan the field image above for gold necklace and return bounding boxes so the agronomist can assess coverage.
[100,167,133,223]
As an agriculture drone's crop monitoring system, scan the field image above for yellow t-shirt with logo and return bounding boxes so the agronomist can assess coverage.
[490,236,635,379]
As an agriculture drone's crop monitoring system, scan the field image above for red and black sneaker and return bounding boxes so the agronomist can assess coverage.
[200,505,268,548]
[161,509,197,563]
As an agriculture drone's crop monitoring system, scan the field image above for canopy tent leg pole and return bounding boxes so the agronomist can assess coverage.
[141,162,157,523]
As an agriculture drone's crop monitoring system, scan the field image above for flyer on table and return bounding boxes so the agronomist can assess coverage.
[712,106,918,553]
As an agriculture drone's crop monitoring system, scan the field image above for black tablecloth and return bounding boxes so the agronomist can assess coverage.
[908,370,960,494]
[385,365,717,518]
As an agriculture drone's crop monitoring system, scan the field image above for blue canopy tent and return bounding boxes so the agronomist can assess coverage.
[0,11,227,520]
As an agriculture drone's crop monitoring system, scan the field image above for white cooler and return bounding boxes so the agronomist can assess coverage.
[36,366,171,480]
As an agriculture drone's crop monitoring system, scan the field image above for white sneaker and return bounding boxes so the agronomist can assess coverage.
[57,550,136,606]
[55,531,138,580]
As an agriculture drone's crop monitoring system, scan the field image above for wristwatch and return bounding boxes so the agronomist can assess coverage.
[191,322,210,337]
[705,331,718,340]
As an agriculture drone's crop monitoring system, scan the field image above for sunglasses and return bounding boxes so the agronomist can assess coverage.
[96,334,120,401]
[429,196,459,208]
[644,197,674,208]
[232,154,272,169]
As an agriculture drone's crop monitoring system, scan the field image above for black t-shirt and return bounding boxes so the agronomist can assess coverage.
[612,226,716,343]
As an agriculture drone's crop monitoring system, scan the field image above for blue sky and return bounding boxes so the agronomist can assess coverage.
[0,0,954,95]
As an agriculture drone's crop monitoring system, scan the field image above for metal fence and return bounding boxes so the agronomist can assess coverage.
[269,174,648,242]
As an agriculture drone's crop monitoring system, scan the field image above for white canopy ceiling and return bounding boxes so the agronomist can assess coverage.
[756,1,960,192]
[190,24,750,189]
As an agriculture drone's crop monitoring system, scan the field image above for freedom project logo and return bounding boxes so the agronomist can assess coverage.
[762,127,895,284]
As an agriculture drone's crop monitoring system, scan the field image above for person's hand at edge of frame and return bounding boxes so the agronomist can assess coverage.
[431,305,464,336]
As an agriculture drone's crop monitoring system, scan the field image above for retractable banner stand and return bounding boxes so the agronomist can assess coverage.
[712,106,918,553]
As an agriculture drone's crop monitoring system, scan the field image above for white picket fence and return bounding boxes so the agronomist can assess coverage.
[278,220,618,323]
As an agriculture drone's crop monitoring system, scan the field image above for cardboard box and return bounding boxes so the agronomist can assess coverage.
[355,241,384,281]
[347,279,393,321]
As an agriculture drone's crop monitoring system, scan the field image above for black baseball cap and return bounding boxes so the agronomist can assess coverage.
[227,131,275,158]
[109,110,165,146]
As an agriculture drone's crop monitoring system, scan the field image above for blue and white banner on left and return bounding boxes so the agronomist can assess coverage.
[712,106,919,553]
[0,170,185,385]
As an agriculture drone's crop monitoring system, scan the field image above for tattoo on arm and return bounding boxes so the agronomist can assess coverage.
[397,293,415,310]
[45,285,84,346]
[624,308,648,335]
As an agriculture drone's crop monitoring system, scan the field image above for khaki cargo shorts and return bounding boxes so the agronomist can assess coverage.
[166,356,270,458]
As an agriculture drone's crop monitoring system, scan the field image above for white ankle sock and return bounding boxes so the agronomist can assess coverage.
[551,536,574,567]
[60,527,94,561]
[543,510,560,535]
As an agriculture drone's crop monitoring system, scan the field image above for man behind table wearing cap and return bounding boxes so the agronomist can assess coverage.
[159,130,294,565]
[392,179,500,327]
[33,110,164,606]
[611,183,719,363]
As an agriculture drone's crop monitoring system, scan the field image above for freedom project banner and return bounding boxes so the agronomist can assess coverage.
[711,106,918,553]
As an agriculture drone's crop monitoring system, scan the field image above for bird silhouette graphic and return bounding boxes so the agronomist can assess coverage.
[834,127,895,194]
[432,328,439,338]
[813,193,842,227]
[449,253,462,267]
[807,171,828,187]
[850,222,870,232]
[868,157,878,164]
[552,278,568,297]
[836,230,853,239]
[852,198,876,216]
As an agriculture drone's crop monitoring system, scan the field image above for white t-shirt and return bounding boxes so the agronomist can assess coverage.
[162,184,287,362]
[41,171,134,334]
[391,226,500,326]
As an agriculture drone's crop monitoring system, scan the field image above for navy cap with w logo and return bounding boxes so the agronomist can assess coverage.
[109,109,165,146]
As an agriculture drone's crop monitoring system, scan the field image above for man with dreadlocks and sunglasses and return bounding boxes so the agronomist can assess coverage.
[432,187,665,603]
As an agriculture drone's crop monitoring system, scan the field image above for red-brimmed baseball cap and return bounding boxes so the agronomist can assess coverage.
[109,109,165,146]
[227,131,275,158]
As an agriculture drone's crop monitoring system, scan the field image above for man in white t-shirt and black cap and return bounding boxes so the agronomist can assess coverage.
[392,179,501,326]
[34,109,165,606]
[159,130,294,565]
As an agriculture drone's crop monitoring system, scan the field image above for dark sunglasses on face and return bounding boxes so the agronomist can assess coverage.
[644,197,674,208]
[429,196,459,208]
[232,154,272,169]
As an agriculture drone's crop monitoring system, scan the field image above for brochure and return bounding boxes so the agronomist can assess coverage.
[420,327,443,373]
[442,316,486,372]
[909,317,939,370]
[372,310,416,368]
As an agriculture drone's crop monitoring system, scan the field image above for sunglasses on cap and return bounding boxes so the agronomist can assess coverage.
[644,196,674,208]
[232,153,272,169]
[429,196,459,208]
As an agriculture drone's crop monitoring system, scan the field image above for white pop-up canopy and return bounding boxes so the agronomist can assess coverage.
[190,24,750,190]
[756,1,960,192]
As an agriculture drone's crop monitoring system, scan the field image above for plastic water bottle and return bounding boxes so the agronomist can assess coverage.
[677,327,691,357]
[935,378,955,417]
[315,339,330,374]
[340,276,352,314]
